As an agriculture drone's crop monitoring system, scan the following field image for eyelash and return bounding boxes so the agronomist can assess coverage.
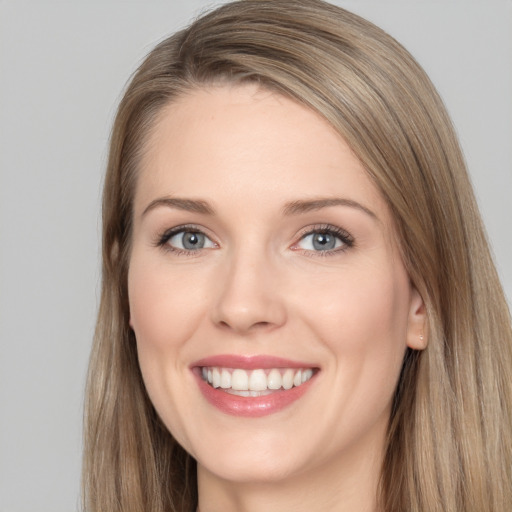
[154,224,214,257]
[154,223,354,257]
[293,224,354,257]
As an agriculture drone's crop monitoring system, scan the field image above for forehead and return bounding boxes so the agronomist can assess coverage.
[135,84,387,222]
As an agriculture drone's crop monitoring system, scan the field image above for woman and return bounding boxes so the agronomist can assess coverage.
[82,0,512,510]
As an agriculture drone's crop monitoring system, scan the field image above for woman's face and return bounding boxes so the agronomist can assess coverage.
[128,84,425,486]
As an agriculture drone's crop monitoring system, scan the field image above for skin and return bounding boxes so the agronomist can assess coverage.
[128,84,427,512]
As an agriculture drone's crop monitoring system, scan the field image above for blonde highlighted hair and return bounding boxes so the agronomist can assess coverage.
[83,1,512,510]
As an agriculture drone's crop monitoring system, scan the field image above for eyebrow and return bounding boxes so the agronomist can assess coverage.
[282,198,378,220]
[141,196,377,220]
[142,197,215,217]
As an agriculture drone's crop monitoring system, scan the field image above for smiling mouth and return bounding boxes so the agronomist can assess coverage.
[200,367,315,396]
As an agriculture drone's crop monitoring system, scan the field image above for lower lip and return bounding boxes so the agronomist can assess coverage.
[195,372,317,417]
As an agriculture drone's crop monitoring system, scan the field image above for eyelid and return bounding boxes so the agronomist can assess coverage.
[153,222,353,256]
[154,224,218,254]
[291,223,354,254]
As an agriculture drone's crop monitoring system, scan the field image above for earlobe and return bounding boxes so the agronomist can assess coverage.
[406,287,428,350]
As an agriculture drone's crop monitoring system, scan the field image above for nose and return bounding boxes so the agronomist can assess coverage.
[211,248,287,334]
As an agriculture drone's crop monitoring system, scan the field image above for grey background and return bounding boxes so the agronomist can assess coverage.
[0,1,510,510]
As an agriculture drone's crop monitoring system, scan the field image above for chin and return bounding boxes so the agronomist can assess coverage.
[199,453,303,485]
[194,432,310,484]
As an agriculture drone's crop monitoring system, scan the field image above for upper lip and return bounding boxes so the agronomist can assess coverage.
[191,354,318,370]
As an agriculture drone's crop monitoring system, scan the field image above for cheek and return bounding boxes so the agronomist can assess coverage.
[128,256,209,354]
[303,260,409,335]
[298,260,411,391]
[127,255,210,446]
[127,254,206,406]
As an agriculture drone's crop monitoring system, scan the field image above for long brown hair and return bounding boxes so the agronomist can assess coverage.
[83,1,512,510]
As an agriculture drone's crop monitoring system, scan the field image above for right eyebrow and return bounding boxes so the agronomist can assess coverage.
[141,197,215,217]
[282,197,378,221]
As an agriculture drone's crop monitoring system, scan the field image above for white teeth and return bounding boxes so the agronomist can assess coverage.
[249,369,267,391]
[220,369,231,389]
[231,369,249,390]
[302,368,313,383]
[282,369,294,390]
[267,368,282,389]
[212,368,221,388]
[203,366,315,392]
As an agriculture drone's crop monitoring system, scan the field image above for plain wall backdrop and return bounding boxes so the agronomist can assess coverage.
[0,1,510,510]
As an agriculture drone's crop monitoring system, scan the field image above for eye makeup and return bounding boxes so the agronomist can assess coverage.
[291,223,355,257]
[152,221,355,258]
[153,224,218,256]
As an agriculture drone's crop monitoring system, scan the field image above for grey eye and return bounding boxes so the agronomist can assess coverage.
[298,232,344,251]
[168,231,215,251]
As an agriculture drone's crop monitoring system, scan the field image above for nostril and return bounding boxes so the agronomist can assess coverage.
[218,320,271,331]
[252,321,271,329]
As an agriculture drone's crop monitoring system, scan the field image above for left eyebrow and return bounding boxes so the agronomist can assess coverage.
[282,197,378,220]
[141,197,216,217]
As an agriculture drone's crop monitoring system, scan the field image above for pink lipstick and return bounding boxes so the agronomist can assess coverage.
[191,355,318,417]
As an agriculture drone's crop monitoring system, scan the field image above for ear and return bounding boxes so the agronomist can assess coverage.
[406,286,428,350]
